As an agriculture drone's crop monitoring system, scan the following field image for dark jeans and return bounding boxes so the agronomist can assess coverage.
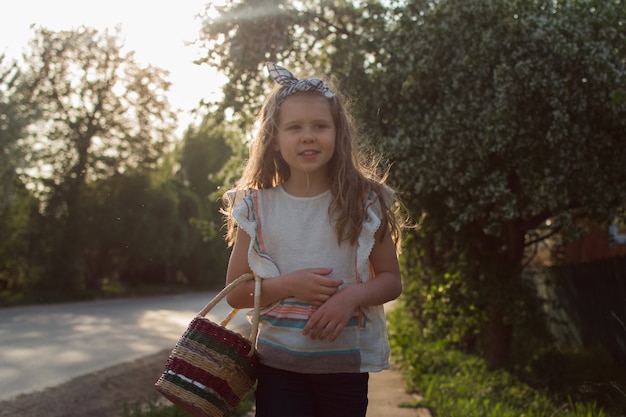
[254,364,369,417]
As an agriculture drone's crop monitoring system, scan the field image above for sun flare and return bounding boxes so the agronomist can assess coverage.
[1,0,228,133]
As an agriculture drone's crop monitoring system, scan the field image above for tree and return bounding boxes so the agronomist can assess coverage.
[375,0,626,366]
[19,26,178,290]
[79,172,205,289]
[178,116,239,285]
[180,118,233,200]
[0,55,44,293]
[0,180,43,293]
[196,0,390,127]
[0,54,37,209]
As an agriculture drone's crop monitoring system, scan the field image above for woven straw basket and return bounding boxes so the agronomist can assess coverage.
[155,273,261,417]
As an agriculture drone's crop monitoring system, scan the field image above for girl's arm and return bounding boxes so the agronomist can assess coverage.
[302,229,402,342]
[225,227,340,308]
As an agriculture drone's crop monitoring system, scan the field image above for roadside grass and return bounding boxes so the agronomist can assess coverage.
[0,280,214,307]
[123,389,255,417]
[387,305,626,417]
[124,402,192,417]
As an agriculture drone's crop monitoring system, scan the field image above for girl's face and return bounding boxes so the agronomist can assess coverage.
[273,94,336,184]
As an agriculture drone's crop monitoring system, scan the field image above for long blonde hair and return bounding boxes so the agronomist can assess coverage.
[223,78,403,248]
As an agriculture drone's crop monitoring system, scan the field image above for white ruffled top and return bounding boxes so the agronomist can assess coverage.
[226,184,393,373]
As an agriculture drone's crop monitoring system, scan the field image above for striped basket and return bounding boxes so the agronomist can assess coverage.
[155,273,261,417]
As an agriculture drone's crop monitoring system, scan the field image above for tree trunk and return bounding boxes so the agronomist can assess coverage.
[483,220,525,368]
[485,307,513,369]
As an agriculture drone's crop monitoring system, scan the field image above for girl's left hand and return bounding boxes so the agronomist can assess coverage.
[302,285,359,342]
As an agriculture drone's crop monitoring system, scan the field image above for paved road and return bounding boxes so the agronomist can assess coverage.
[0,291,250,402]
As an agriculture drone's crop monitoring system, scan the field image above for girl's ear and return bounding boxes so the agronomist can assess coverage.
[272,140,280,152]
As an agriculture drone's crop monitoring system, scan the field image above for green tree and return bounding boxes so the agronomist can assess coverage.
[178,116,238,285]
[0,181,43,294]
[19,26,177,290]
[0,54,37,209]
[79,172,207,289]
[196,0,389,126]
[376,0,626,366]
[180,119,233,200]
[0,55,44,295]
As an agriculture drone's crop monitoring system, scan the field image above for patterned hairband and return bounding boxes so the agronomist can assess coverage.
[266,63,335,104]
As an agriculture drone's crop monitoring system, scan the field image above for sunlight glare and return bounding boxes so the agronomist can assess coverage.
[1,0,229,134]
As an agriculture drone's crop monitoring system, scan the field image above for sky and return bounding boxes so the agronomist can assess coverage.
[1,0,227,133]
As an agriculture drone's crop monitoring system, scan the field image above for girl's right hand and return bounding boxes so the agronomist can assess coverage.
[285,268,340,306]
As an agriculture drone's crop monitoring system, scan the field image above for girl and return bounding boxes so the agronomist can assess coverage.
[222,63,403,417]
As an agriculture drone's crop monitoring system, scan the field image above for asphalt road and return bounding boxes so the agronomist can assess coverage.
[0,291,250,402]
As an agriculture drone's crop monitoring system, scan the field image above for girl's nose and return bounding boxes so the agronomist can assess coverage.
[301,128,315,142]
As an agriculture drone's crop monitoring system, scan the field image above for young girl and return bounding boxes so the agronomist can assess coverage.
[222,63,403,417]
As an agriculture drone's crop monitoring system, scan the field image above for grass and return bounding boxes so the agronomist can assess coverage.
[124,402,192,417]
[123,388,256,417]
[0,280,214,307]
[387,304,626,417]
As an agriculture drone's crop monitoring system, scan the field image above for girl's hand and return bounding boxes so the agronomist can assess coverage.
[287,268,341,306]
[302,285,359,342]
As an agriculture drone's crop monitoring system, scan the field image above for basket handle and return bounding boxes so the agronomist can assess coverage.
[197,273,262,352]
